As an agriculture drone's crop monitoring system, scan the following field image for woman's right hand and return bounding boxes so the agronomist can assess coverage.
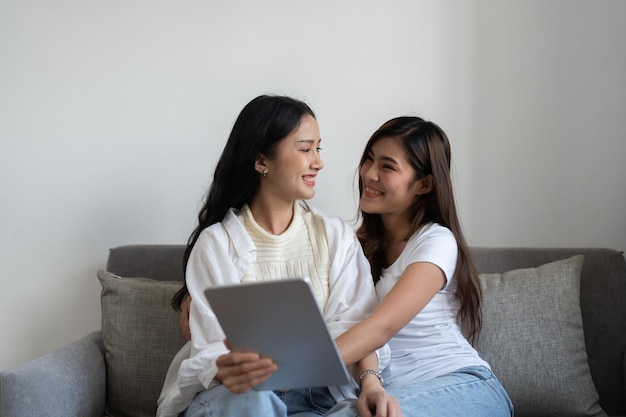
[180,294,192,340]
[181,296,277,392]
[215,344,278,393]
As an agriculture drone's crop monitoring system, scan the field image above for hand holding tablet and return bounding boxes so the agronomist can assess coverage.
[205,279,353,391]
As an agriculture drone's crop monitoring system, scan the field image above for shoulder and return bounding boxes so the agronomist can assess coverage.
[189,208,256,277]
[191,223,228,262]
[194,208,251,251]
[195,213,230,243]
[402,223,457,282]
[404,223,457,262]
[416,223,456,241]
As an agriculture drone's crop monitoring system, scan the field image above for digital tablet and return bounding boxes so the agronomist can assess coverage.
[204,278,353,391]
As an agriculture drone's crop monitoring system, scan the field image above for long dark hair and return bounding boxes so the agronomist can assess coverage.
[171,95,316,310]
[356,116,482,343]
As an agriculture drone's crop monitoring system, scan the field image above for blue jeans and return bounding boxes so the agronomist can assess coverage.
[385,366,513,417]
[183,385,342,417]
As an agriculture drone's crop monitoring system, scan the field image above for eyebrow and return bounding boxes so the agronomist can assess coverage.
[296,138,322,145]
[368,150,399,165]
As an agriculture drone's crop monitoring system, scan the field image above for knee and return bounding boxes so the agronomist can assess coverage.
[185,386,286,417]
[235,389,285,411]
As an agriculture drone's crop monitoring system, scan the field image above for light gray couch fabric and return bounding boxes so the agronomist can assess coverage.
[0,331,105,417]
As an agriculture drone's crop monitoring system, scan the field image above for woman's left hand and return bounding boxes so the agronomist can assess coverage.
[357,377,403,417]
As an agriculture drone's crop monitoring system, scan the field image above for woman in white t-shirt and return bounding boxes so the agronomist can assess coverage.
[334,116,513,416]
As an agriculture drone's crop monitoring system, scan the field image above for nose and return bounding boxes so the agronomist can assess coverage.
[312,150,324,171]
[361,163,378,181]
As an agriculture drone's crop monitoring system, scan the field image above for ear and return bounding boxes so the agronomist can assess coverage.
[254,154,268,175]
[415,174,434,196]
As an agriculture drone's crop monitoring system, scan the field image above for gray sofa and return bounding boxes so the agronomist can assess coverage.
[1,245,625,417]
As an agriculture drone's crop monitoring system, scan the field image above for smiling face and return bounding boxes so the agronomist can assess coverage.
[256,114,324,203]
[359,136,429,222]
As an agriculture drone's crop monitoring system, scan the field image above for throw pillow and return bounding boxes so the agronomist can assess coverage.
[476,255,606,417]
[97,269,187,417]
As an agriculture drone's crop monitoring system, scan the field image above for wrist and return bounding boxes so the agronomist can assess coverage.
[358,369,384,388]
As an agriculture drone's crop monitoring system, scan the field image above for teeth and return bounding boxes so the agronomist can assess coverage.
[366,187,382,195]
[303,176,314,181]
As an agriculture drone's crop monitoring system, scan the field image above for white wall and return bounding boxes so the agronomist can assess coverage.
[1,0,624,370]
[468,0,626,247]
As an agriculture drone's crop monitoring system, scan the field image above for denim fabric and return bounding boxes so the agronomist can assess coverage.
[275,387,336,416]
[385,366,513,417]
[183,367,512,417]
[183,386,285,417]
[183,386,338,417]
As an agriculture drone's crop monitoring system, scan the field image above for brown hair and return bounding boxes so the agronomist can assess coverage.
[356,116,482,343]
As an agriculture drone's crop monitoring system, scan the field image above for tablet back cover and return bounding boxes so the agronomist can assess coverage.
[204,279,352,391]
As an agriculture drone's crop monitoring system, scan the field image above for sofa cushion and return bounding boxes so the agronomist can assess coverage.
[97,270,187,417]
[476,255,606,417]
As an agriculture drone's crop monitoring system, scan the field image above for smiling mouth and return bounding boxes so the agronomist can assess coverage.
[303,175,316,184]
[364,186,383,196]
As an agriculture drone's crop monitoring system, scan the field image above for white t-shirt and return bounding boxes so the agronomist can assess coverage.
[376,222,490,388]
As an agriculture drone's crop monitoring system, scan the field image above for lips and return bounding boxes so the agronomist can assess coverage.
[363,185,383,197]
[303,175,317,186]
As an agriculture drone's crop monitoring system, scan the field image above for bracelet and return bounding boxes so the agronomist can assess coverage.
[358,369,384,387]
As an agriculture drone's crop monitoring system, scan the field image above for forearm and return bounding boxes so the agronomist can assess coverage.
[335,317,390,367]
[354,352,380,378]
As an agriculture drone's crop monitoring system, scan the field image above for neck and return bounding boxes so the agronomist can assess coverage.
[380,214,412,243]
[249,197,296,235]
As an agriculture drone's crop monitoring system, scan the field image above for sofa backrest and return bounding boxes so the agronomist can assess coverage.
[107,245,186,282]
[106,245,626,415]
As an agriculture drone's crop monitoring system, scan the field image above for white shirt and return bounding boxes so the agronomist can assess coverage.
[376,222,490,388]
[157,202,388,417]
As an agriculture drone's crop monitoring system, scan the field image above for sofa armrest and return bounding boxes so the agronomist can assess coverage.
[0,331,106,417]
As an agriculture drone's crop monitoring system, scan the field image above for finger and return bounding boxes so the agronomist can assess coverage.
[216,351,261,367]
[391,396,404,417]
[357,396,374,417]
[222,366,276,393]
[216,354,276,380]
[375,397,387,417]
[220,360,277,393]
[223,338,232,350]
[365,393,392,417]
[215,352,276,392]
[378,395,403,417]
